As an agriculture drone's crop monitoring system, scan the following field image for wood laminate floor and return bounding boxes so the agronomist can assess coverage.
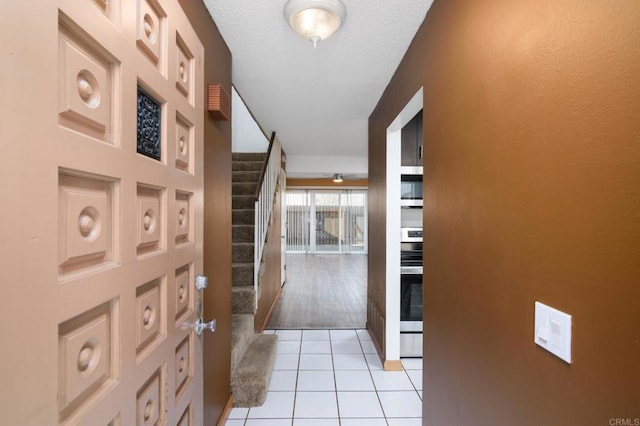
[266,254,367,329]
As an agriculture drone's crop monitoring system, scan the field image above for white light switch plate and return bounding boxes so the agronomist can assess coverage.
[534,301,572,364]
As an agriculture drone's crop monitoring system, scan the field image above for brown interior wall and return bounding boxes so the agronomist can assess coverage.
[255,179,283,331]
[369,0,640,424]
[367,98,388,348]
[178,0,232,423]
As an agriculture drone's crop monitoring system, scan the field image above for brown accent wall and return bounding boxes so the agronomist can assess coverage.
[255,178,283,331]
[369,0,640,424]
[287,177,368,187]
[178,0,232,423]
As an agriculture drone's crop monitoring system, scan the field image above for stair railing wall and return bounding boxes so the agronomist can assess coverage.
[253,132,281,306]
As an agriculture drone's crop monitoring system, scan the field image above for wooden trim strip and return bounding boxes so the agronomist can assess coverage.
[215,395,234,426]
[383,360,403,371]
[258,281,284,332]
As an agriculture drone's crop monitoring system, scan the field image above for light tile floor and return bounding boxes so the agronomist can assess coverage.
[226,329,422,426]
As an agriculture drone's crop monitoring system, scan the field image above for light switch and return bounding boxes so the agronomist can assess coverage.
[534,301,572,364]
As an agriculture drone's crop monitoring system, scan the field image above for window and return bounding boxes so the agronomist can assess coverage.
[286,189,367,254]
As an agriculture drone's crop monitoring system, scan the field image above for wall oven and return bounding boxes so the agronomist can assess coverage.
[400,227,423,357]
[400,167,423,208]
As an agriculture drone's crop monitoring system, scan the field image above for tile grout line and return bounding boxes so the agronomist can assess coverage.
[291,331,303,424]
[361,330,391,423]
[330,329,343,424]
[240,329,423,425]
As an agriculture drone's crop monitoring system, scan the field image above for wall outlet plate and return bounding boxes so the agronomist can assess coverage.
[534,301,572,364]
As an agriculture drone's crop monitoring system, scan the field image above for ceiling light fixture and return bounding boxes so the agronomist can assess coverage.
[284,0,346,48]
[332,173,344,183]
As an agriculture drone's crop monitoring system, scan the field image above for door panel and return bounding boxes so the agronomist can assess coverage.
[0,0,205,424]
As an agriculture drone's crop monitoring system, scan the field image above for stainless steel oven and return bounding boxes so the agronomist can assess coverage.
[400,167,423,208]
[400,227,423,269]
[400,227,423,357]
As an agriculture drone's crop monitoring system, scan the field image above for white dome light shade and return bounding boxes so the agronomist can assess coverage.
[284,0,346,48]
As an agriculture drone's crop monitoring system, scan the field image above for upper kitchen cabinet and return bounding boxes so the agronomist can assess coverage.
[401,110,424,167]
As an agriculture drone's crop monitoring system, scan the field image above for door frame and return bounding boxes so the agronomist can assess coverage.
[385,87,424,364]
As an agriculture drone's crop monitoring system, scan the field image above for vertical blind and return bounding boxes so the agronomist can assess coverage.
[286,189,367,254]
[286,191,311,253]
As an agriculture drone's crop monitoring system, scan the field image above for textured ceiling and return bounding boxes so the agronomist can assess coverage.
[203,0,433,159]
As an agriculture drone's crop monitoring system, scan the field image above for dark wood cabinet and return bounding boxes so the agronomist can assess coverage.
[401,110,423,167]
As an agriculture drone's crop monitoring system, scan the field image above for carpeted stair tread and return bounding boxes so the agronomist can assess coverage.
[230,150,278,409]
[232,242,254,263]
[232,152,267,162]
[232,225,254,243]
[232,286,256,315]
[232,263,254,286]
[232,182,258,196]
[232,195,256,211]
[233,209,255,225]
[231,334,278,407]
[231,314,255,372]
[232,170,262,183]
[232,160,265,172]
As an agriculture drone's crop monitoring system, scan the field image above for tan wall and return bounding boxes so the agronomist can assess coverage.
[369,0,640,424]
[178,0,232,423]
[255,178,283,331]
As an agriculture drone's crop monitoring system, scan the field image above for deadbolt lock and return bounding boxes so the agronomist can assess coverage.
[195,275,208,291]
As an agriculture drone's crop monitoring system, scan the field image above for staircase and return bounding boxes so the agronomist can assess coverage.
[230,152,278,407]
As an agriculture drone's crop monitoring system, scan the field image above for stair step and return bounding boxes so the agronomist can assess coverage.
[232,195,255,211]
[233,209,255,225]
[232,286,256,315]
[232,225,254,243]
[233,160,265,172]
[232,170,262,183]
[231,334,278,407]
[231,314,255,373]
[232,263,254,287]
[232,152,267,162]
[232,242,254,263]
[232,182,257,196]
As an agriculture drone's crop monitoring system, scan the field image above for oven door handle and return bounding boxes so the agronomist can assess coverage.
[400,266,423,275]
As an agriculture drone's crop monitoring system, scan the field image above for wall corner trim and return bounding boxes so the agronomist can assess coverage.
[383,360,403,371]
[216,396,234,426]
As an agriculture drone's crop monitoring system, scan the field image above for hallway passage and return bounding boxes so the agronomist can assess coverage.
[267,255,367,329]
[226,329,422,425]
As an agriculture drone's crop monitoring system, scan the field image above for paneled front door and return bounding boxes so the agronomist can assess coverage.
[0,0,205,424]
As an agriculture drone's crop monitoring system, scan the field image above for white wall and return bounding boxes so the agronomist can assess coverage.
[233,87,367,177]
[232,87,269,153]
